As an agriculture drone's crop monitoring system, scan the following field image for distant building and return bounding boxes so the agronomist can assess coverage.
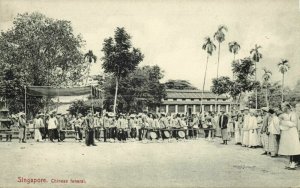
[157,89,235,114]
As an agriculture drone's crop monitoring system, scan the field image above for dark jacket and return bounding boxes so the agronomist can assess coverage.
[219,115,228,129]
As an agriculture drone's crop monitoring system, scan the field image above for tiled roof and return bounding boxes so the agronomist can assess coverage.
[162,101,235,105]
[166,89,228,99]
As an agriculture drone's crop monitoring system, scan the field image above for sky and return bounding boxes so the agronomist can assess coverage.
[0,0,300,90]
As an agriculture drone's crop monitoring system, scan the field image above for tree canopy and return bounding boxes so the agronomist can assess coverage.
[102,65,166,113]
[0,12,86,114]
[164,80,197,90]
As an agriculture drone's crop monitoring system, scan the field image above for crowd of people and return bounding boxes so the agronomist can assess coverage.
[7,102,300,170]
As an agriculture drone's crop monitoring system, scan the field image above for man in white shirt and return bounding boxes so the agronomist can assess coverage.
[267,109,280,157]
[48,114,58,142]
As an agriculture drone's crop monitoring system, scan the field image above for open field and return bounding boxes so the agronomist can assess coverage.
[0,138,299,188]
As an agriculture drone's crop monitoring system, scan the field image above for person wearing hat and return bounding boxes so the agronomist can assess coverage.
[102,113,110,142]
[267,109,280,157]
[84,113,96,146]
[48,113,58,142]
[18,113,27,143]
[159,113,169,140]
[247,109,259,148]
[116,114,128,142]
[57,113,66,142]
[129,114,137,140]
[242,108,250,147]
[33,114,44,142]
[93,113,101,141]
[74,114,83,141]
[260,107,270,155]
[219,110,229,144]
[278,103,300,170]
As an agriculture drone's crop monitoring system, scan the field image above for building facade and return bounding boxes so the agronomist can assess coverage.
[157,89,235,114]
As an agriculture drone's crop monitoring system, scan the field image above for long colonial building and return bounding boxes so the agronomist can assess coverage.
[157,89,234,114]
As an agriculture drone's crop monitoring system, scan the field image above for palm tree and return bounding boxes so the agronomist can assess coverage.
[214,25,228,79]
[84,50,97,85]
[278,59,290,103]
[228,41,241,79]
[202,37,216,114]
[214,25,228,112]
[262,68,272,107]
[228,41,240,112]
[250,44,262,109]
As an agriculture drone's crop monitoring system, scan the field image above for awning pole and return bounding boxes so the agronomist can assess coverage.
[91,85,94,114]
[24,86,27,121]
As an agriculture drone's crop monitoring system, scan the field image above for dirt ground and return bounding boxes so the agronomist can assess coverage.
[0,137,299,188]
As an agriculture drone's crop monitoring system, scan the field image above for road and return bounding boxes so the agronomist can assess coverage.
[0,138,299,188]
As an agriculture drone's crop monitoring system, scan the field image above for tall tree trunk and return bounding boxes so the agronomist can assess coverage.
[113,76,119,114]
[201,55,209,114]
[281,73,284,103]
[215,42,221,112]
[233,53,235,80]
[255,62,258,110]
[85,63,91,85]
[265,85,269,107]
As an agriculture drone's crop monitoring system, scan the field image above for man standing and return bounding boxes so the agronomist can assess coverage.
[57,114,66,141]
[219,110,229,145]
[18,113,26,143]
[85,113,96,146]
[242,108,251,147]
[33,114,44,142]
[260,107,270,155]
[268,109,280,157]
[48,113,58,142]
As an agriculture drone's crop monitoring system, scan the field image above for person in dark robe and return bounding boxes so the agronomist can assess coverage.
[219,110,229,145]
[85,113,96,146]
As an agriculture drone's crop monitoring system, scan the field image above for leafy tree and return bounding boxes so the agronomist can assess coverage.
[202,37,216,112]
[248,82,290,109]
[212,57,259,110]
[213,25,228,79]
[262,68,272,107]
[287,79,300,106]
[102,65,166,113]
[278,59,290,102]
[68,100,90,116]
[0,12,86,114]
[164,80,197,90]
[211,76,232,95]
[250,44,263,109]
[84,50,97,85]
[101,27,144,114]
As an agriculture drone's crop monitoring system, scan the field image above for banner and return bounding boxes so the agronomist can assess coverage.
[26,86,91,97]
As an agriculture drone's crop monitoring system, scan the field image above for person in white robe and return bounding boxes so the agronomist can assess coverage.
[242,108,250,147]
[278,103,300,170]
[248,109,259,148]
[234,115,242,144]
[33,114,44,142]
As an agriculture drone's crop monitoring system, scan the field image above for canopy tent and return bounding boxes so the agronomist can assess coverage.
[24,85,102,117]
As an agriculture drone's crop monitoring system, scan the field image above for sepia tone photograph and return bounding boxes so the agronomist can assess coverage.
[0,0,300,187]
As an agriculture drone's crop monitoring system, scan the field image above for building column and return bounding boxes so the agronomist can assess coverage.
[201,105,204,113]
[210,105,213,111]
[184,105,187,114]
[175,105,178,113]
[193,105,196,113]
[166,105,169,114]
[226,105,229,113]
[218,105,221,113]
